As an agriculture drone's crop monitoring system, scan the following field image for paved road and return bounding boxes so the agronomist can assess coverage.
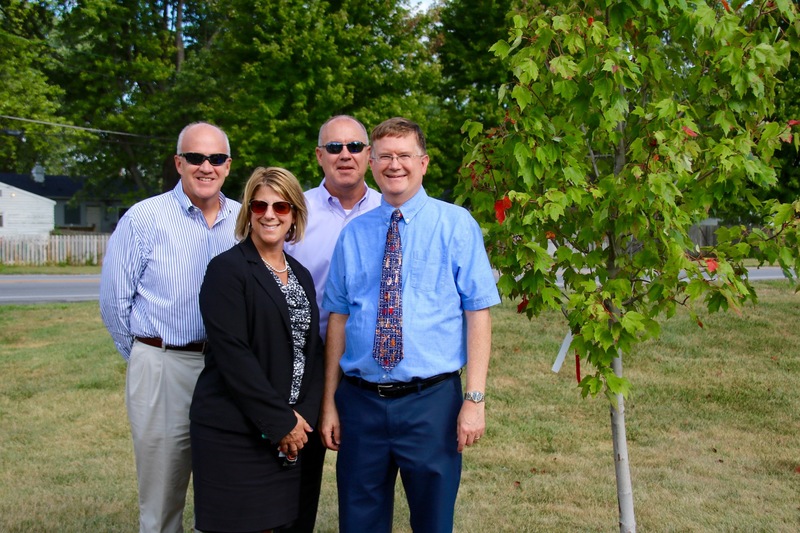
[0,267,792,305]
[746,266,793,282]
[0,274,101,305]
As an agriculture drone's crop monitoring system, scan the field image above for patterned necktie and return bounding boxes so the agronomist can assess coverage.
[373,209,403,371]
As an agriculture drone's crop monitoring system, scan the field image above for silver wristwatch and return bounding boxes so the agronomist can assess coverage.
[463,391,485,403]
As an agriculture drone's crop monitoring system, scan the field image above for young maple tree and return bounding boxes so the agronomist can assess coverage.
[456,1,800,531]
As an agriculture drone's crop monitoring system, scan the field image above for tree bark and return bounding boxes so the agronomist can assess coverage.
[611,353,636,533]
[175,0,184,70]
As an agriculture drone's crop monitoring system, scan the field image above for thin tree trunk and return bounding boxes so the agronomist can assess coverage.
[611,353,636,533]
[175,0,185,70]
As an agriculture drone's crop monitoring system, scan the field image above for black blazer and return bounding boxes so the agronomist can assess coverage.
[190,237,324,444]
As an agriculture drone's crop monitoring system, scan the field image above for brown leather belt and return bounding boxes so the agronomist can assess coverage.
[343,371,457,398]
[135,336,206,353]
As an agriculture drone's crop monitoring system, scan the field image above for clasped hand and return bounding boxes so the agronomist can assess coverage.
[277,410,313,459]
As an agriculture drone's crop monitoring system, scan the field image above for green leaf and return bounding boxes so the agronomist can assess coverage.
[579,374,604,398]
[772,202,796,226]
[490,40,511,59]
[511,84,533,112]
[621,311,645,333]
[605,370,631,398]
[552,15,571,33]
[462,120,484,140]
[564,32,585,55]
[549,55,579,79]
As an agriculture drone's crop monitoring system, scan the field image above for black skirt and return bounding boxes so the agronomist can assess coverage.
[191,421,302,532]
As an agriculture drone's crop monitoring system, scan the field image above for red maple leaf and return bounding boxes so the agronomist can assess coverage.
[682,126,699,137]
[494,201,506,223]
[788,119,800,126]
[705,258,718,273]
[545,231,556,240]
[517,297,528,314]
[494,195,512,224]
[587,16,594,26]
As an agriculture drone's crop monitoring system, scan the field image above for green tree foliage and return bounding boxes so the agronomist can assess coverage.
[458,0,800,399]
[770,41,800,206]
[49,0,195,200]
[430,0,516,198]
[17,0,442,202]
[0,0,68,174]
[437,0,514,116]
[192,0,440,194]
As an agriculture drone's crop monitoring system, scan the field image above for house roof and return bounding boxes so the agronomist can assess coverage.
[0,172,84,200]
[0,182,56,205]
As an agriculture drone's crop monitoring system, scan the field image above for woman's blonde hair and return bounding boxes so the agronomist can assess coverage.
[234,167,308,243]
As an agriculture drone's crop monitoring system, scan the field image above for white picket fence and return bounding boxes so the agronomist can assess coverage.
[0,234,111,266]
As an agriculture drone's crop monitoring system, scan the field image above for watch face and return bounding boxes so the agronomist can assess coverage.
[465,391,485,402]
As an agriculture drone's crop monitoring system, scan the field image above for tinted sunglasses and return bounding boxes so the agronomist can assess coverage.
[321,141,366,154]
[249,200,294,216]
[179,152,229,166]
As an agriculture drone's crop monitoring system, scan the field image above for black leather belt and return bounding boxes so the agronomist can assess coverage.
[343,371,457,398]
[135,336,206,353]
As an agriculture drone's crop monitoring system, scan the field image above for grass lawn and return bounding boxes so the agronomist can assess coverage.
[0,264,102,275]
[0,282,798,532]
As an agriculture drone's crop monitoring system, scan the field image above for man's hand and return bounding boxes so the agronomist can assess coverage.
[456,400,485,453]
[319,401,341,451]
[321,312,348,451]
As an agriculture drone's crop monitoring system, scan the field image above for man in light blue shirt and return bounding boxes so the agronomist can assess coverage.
[100,122,240,533]
[320,117,500,533]
[281,115,380,533]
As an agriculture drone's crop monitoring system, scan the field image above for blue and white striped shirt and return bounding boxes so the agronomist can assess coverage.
[100,181,241,360]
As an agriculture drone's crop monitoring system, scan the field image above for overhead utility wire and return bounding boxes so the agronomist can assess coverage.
[0,115,172,141]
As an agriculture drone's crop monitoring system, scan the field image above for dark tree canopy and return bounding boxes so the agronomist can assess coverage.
[1,0,798,216]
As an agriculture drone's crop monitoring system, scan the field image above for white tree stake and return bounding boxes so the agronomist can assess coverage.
[551,330,573,373]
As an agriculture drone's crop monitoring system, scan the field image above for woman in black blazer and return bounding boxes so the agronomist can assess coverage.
[190,167,324,533]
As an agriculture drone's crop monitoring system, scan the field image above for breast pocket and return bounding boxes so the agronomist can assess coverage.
[409,251,442,291]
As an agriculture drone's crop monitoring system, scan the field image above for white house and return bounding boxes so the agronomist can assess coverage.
[0,172,125,233]
[0,181,56,236]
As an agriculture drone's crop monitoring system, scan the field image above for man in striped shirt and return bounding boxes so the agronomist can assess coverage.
[100,122,241,533]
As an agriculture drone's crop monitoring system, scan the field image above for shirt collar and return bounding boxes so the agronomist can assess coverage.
[379,187,428,224]
[320,177,372,209]
[171,181,230,218]
[172,181,194,213]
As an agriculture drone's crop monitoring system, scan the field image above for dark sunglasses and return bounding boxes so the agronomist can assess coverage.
[321,141,366,154]
[249,200,294,216]
[179,152,230,166]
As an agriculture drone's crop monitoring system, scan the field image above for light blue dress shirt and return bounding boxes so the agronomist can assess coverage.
[100,181,241,360]
[323,187,501,383]
[285,179,381,341]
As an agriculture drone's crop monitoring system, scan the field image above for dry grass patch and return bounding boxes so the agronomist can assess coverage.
[1,283,799,531]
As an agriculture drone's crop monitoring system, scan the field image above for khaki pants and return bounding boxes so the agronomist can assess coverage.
[126,341,205,533]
